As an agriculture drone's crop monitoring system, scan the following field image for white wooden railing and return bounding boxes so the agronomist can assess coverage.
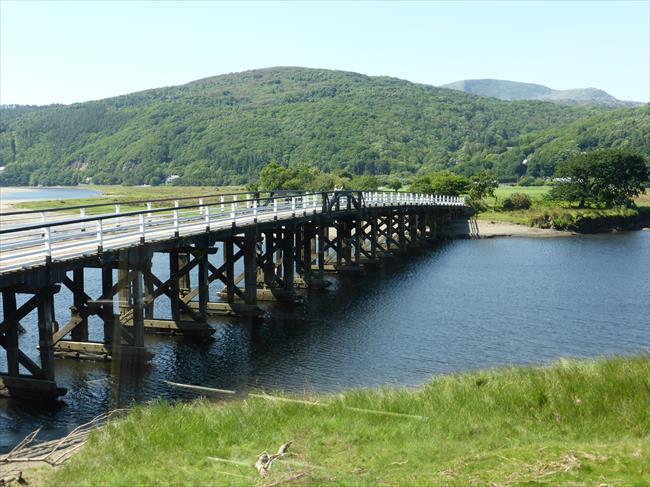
[0,191,465,274]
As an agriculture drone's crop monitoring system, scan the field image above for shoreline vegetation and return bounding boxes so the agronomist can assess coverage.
[11,355,649,486]
[3,184,649,236]
[475,186,650,233]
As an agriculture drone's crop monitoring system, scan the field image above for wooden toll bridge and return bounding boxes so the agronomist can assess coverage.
[0,190,466,400]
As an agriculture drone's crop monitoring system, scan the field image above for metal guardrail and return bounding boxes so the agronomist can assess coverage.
[0,191,465,273]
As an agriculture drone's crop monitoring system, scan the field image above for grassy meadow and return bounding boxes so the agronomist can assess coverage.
[40,356,649,486]
[478,186,650,228]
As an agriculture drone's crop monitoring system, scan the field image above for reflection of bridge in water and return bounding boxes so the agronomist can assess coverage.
[0,190,466,400]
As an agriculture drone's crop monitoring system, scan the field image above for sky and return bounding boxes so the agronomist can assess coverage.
[1,0,649,105]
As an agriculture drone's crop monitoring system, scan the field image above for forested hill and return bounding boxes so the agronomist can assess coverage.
[0,67,646,186]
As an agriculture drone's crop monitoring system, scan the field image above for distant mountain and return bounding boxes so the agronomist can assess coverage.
[0,67,646,186]
[441,79,639,107]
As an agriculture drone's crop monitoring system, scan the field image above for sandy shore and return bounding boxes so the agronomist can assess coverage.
[475,220,573,238]
[445,219,573,238]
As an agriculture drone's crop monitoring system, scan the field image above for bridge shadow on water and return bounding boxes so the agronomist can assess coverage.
[155,239,458,395]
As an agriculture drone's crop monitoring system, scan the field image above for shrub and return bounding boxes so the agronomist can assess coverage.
[518,176,535,186]
[502,192,532,210]
[466,196,487,212]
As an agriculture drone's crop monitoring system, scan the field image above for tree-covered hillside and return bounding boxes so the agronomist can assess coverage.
[492,105,650,179]
[0,67,646,186]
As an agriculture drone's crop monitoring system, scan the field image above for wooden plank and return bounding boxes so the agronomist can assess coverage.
[53,341,110,354]
[52,315,84,344]
[122,319,213,332]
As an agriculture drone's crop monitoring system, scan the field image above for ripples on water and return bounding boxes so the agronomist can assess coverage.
[1,232,649,450]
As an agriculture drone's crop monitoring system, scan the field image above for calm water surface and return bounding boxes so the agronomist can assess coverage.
[0,186,102,202]
[1,231,649,450]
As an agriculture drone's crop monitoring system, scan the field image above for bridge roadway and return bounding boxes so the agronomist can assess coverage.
[0,190,466,400]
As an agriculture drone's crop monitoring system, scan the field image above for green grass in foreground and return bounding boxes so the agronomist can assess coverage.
[45,356,649,486]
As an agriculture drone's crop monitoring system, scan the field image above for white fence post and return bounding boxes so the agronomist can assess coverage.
[44,226,52,260]
[97,219,104,250]
[80,208,86,231]
[198,198,204,215]
[147,202,152,222]
[174,200,179,234]
[139,214,145,241]
[231,202,236,223]
[205,205,211,230]
[220,196,225,213]
[115,204,121,227]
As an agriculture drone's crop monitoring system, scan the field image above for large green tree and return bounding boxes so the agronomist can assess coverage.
[468,170,498,200]
[549,149,648,207]
[409,171,470,196]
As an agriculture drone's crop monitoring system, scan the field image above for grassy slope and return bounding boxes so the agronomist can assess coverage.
[46,356,649,486]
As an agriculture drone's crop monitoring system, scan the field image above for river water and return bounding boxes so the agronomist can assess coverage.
[0,186,102,203]
[0,199,648,451]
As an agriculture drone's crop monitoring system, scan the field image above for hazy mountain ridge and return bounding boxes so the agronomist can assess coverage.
[441,79,640,107]
[0,67,645,186]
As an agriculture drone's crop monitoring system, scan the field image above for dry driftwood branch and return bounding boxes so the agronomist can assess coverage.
[255,452,271,477]
[264,471,308,487]
[0,409,127,468]
[5,428,41,457]
[255,441,293,476]
[165,380,426,420]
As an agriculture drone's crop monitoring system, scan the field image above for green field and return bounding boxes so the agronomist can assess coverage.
[492,185,553,201]
[40,356,649,486]
[478,186,650,228]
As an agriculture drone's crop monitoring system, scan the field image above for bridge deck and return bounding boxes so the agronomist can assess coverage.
[0,191,463,277]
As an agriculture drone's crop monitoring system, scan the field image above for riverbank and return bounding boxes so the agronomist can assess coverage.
[476,186,650,233]
[446,219,574,238]
[22,356,648,486]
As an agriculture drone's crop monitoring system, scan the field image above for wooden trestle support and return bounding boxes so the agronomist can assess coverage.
[0,199,462,400]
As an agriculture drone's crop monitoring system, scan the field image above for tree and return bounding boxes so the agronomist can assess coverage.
[385,177,402,191]
[258,162,289,190]
[349,175,379,191]
[409,175,432,193]
[549,149,648,207]
[468,170,498,200]
[429,171,470,196]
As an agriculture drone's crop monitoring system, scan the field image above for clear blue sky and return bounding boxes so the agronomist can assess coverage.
[1,0,648,105]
